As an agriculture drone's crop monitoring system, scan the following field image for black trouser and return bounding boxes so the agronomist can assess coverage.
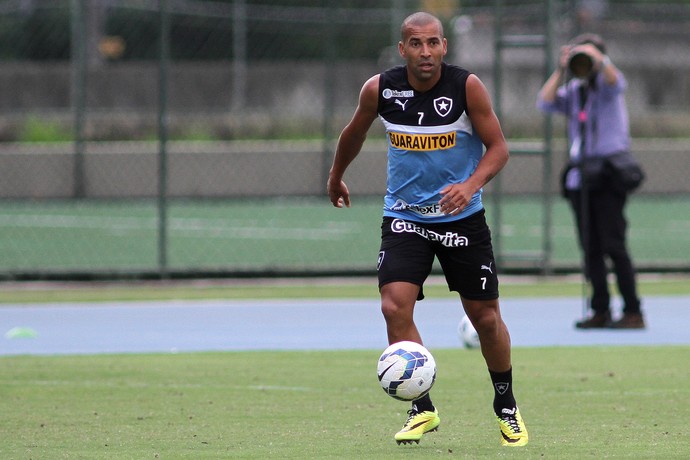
[567,187,641,315]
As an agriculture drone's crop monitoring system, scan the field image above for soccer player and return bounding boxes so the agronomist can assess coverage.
[327,12,528,447]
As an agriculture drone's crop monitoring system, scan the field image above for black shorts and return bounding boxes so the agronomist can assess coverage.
[377,210,499,301]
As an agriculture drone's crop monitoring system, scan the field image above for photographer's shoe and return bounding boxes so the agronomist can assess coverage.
[575,312,611,329]
[609,313,645,329]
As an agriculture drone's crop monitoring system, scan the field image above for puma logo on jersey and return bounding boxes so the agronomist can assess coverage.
[395,99,408,111]
[481,262,493,273]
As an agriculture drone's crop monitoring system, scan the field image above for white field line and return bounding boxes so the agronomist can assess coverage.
[0,214,357,240]
[2,214,685,241]
[500,223,688,239]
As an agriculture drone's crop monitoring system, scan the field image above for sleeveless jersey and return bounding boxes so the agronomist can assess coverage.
[377,63,484,223]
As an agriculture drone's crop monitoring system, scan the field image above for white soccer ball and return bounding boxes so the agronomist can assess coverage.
[377,341,436,401]
[458,315,481,349]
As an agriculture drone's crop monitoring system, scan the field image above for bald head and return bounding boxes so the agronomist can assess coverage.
[401,12,444,42]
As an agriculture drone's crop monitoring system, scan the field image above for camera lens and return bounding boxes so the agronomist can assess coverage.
[568,52,594,78]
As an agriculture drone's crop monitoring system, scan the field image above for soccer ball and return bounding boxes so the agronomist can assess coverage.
[377,341,436,401]
[458,315,480,349]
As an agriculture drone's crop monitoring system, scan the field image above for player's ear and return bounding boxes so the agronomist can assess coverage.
[398,41,406,58]
[442,37,448,56]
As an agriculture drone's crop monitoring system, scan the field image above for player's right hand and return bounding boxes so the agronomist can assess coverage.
[327,179,351,208]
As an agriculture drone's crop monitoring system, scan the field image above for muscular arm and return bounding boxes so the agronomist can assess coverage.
[439,74,509,215]
[327,75,380,208]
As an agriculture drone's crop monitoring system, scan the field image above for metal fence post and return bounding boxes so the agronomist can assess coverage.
[542,0,556,273]
[492,0,555,273]
[70,0,86,198]
[321,4,337,190]
[232,0,247,112]
[158,0,170,277]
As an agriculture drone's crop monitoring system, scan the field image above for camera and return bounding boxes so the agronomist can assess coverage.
[568,51,594,78]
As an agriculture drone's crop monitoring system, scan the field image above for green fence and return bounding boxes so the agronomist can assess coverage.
[0,195,688,278]
[0,0,689,279]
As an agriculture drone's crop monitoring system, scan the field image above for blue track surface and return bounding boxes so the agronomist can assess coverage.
[2,295,688,356]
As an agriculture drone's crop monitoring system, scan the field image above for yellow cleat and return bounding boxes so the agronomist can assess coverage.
[497,407,528,447]
[394,408,440,445]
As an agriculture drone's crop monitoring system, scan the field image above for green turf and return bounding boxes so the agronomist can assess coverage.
[0,275,687,303]
[0,195,688,273]
[1,347,688,458]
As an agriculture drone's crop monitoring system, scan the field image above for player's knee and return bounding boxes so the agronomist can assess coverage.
[468,308,500,337]
[381,299,416,325]
[381,300,403,321]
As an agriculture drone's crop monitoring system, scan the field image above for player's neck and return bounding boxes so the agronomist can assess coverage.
[407,68,442,93]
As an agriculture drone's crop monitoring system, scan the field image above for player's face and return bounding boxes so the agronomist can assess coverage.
[399,22,447,89]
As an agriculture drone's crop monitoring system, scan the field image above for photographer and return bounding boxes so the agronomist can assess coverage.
[537,34,644,329]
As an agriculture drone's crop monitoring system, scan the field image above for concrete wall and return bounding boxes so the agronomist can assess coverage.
[1,56,689,138]
[0,139,686,199]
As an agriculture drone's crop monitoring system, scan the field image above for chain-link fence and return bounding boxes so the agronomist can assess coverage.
[0,0,688,279]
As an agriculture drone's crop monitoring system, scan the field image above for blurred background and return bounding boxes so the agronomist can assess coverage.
[0,0,688,280]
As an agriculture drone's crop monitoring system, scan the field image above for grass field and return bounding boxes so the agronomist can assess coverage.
[1,271,688,457]
[1,347,688,458]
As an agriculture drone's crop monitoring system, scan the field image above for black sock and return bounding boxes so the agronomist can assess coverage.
[412,393,434,413]
[489,368,516,415]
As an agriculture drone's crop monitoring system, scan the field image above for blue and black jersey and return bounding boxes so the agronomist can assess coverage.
[378,62,484,223]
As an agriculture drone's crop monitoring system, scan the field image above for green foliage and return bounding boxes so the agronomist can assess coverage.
[19,116,72,142]
[1,1,396,62]
[3,1,690,62]
[1,346,688,458]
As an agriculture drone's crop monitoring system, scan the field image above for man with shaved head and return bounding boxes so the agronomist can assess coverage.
[328,12,528,446]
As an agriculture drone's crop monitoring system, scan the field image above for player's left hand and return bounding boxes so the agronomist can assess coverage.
[439,183,473,215]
